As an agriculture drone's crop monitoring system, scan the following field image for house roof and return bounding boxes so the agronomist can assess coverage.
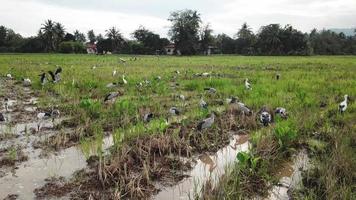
[165,44,175,48]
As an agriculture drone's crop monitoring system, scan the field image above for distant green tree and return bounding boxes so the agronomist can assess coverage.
[256,24,283,55]
[74,30,86,43]
[0,26,6,46]
[20,37,44,53]
[54,22,65,50]
[87,30,96,44]
[132,26,168,54]
[199,23,214,54]
[64,33,75,41]
[216,34,235,54]
[168,9,201,55]
[59,41,85,53]
[40,19,56,52]
[105,27,124,53]
[235,23,256,54]
[279,25,309,55]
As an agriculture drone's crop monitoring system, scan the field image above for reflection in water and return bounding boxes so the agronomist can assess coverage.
[155,134,250,200]
[267,150,310,200]
[0,120,113,199]
[0,147,87,199]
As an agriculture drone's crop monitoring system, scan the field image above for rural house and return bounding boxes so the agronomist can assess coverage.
[86,43,97,54]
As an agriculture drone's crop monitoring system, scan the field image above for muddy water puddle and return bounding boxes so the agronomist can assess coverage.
[266,150,310,200]
[0,120,114,199]
[154,134,250,200]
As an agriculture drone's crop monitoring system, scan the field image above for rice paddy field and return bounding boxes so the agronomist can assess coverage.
[0,54,355,200]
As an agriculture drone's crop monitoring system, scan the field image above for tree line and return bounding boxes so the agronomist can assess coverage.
[0,9,355,55]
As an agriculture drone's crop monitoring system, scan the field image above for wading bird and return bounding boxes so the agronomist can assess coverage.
[197,112,215,131]
[202,72,211,77]
[37,109,60,131]
[122,75,127,84]
[39,72,47,86]
[259,108,272,126]
[143,112,154,123]
[226,96,238,104]
[204,87,217,94]
[48,67,62,83]
[339,94,348,113]
[22,78,32,87]
[6,74,12,79]
[237,102,252,115]
[4,98,9,112]
[179,94,185,101]
[169,107,180,115]
[119,58,127,63]
[104,91,120,103]
[112,70,117,77]
[275,107,288,118]
[200,98,208,109]
[106,82,118,88]
[0,113,5,122]
[245,78,252,90]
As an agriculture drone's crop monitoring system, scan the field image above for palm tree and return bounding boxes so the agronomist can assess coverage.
[41,19,55,52]
[74,30,86,43]
[106,27,124,52]
[54,22,65,50]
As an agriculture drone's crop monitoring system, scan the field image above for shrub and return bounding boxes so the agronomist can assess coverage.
[59,41,85,53]
[274,120,298,150]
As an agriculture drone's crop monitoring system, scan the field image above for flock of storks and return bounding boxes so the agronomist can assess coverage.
[0,61,350,134]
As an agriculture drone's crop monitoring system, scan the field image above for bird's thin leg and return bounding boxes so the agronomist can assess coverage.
[37,121,41,132]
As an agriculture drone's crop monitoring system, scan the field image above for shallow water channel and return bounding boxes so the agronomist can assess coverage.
[155,134,250,200]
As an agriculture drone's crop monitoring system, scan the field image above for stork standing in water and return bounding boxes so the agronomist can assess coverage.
[37,109,60,131]
[48,67,62,83]
[22,78,32,87]
[245,78,252,90]
[339,94,348,113]
[197,112,216,131]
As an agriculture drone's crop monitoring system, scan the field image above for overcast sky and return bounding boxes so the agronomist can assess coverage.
[0,0,355,38]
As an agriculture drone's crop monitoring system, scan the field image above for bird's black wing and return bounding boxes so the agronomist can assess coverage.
[55,67,62,75]
[104,93,111,101]
[0,113,5,121]
[48,71,55,81]
[197,121,204,131]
